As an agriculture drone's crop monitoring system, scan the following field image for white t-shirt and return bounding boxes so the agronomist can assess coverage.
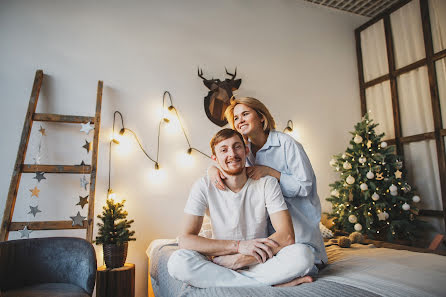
[184,175,288,241]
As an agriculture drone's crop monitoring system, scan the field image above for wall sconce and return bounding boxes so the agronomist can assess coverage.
[283,120,300,141]
[283,120,293,134]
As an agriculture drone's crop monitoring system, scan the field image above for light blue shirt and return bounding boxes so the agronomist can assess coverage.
[246,130,328,264]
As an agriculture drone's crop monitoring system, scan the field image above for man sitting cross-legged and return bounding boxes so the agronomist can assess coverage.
[167,128,316,288]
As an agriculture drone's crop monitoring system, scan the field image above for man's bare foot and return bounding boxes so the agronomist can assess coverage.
[273,276,313,287]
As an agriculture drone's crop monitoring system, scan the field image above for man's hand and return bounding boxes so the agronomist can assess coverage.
[238,238,278,263]
[212,254,246,270]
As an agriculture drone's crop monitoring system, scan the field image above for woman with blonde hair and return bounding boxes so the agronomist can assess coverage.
[208,97,327,286]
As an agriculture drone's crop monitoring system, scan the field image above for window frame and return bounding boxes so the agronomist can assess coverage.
[355,0,446,224]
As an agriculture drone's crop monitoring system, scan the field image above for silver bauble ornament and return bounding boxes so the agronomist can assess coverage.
[412,195,420,203]
[372,192,380,201]
[402,182,412,193]
[354,223,363,231]
[343,161,352,170]
[366,170,374,179]
[354,134,363,144]
[381,141,388,148]
[389,184,397,192]
[346,175,355,185]
[360,183,368,191]
[402,203,410,211]
[348,214,358,223]
[359,156,367,164]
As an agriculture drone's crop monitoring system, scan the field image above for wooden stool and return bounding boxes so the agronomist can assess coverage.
[96,263,135,297]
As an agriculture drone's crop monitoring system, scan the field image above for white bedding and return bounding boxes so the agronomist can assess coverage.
[321,244,446,297]
[147,240,446,297]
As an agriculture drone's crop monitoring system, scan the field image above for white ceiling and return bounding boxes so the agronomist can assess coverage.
[301,0,406,18]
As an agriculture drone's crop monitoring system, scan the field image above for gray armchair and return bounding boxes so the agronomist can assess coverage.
[0,237,97,297]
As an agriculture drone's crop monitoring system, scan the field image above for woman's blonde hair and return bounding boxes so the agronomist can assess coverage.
[224,97,276,132]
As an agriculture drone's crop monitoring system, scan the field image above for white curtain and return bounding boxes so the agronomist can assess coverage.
[365,81,394,139]
[360,0,444,229]
[429,0,446,53]
[360,20,388,82]
[391,0,426,69]
[397,66,434,136]
[436,58,446,128]
[403,141,442,211]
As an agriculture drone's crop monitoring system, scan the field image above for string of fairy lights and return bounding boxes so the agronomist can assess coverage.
[107,90,297,199]
[107,91,212,198]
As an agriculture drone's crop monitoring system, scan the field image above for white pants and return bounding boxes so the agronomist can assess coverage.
[167,243,315,288]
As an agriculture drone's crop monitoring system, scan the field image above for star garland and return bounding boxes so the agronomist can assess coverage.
[76,195,89,209]
[70,211,86,227]
[80,122,94,135]
[70,121,93,226]
[20,123,47,238]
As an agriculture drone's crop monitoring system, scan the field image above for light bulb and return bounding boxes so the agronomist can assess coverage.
[107,189,116,200]
[111,132,122,144]
[148,165,167,185]
[177,150,194,169]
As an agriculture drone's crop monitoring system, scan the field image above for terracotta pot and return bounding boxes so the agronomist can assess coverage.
[103,242,128,268]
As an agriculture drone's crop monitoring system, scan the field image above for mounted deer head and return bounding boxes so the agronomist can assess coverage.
[198,67,242,127]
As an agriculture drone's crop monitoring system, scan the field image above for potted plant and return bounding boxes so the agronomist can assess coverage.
[95,198,136,268]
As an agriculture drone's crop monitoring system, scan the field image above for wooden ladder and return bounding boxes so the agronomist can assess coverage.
[0,70,103,242]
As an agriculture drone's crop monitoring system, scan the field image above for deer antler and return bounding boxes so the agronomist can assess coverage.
[198,67,208,80]
[225,67,237,79]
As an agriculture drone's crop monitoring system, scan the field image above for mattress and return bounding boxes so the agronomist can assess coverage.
[146,240,446,297]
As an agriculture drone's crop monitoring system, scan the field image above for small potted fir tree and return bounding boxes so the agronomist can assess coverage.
[95,198,136,268]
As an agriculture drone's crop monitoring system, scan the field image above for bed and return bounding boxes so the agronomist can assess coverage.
[146,239,446,297]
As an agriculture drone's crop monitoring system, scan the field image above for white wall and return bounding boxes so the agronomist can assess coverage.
[0,0,367,296]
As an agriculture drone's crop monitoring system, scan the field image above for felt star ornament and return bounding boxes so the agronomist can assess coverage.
[33,155,41,164]
[377,212,387,221]
[29,186,40,198]
[80,175,89,190]
[82,140,91,153]
[38,125,46,136]
[19,226,32,238]
[80,122,94,135]
[70,211,86,227]
[394,170,402,179]
[34,172,46,182]
[28,205,42,217]
[76,195,89,209]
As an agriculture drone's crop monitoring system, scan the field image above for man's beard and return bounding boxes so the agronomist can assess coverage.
[221,158,245,176]
[221,166,244,176]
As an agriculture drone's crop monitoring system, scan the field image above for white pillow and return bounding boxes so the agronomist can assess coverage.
[319,222,334,239]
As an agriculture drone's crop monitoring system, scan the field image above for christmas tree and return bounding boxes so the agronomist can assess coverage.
[326,114,425,242]
[95,198,136,245]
